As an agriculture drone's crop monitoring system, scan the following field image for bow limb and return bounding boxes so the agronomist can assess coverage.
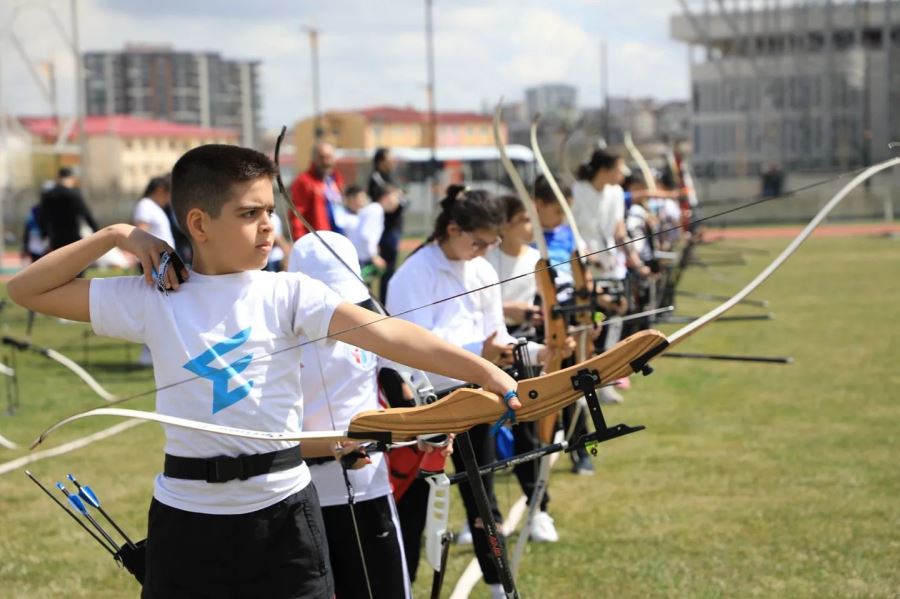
[493,102,548,260]
[492,102,567,373]
[2,336,117,402]
[30,407,366,449]
[530,115,595,330]
[624,131,657,193]
[530,115,587,252]
[668,156,900,347]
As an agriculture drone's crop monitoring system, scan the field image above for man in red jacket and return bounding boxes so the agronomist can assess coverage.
[289,141,346,238]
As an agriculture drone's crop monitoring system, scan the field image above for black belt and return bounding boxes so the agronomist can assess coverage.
[305,456,335,467]
[164,446,303,483]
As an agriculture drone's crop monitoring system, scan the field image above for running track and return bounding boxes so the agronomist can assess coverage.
[397,222,899,252]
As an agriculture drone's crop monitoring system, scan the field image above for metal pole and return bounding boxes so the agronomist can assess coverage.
[304,26,322,139]
[425,0,439,220]
[71,0,87,186]
[47,60,59,172]
[601,38,609,143]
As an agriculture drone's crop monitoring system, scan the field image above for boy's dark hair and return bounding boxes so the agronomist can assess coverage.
[533,174,571,205]
[426,185,504,243]
[171,144,276,236]
[142,174,171,198]
[622,172,646,191]
[345,184,364,198]
[372,183,399,203]
[576,148,620,181]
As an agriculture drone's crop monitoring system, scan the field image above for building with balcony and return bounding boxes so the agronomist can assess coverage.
[84,44,260,148]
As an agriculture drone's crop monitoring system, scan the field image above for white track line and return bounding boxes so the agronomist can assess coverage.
[0,434,19,450]
[0,420,144,476]
[449,447,562,599]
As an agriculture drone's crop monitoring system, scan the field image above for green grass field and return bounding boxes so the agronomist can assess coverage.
[0,235,898,598]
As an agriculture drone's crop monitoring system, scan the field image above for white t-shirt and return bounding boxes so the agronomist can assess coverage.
[386,243,514,391]
[571,181,627,280]
[299,336,391,506]
[485,245,539,306]
[133,198,175,248]
[90,270,343,515]
[626,204,653,262]
[344,202,385,263]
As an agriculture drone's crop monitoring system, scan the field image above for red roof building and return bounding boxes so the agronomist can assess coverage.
[19,115,238,192]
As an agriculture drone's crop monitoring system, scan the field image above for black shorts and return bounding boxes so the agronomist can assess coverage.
[141,485,334,599]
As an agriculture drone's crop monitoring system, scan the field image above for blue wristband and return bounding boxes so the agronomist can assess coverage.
[490,390,519,437]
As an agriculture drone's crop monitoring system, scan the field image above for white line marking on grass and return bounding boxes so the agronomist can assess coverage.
[0,433,19,450]
[448,448,562,599]
[0,420,144,476]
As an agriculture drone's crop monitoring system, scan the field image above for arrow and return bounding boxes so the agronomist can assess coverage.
[67,474,137,549]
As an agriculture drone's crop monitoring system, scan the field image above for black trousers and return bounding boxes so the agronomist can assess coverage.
[142,485,334,599]
[450,423,505,585]
[512,422,550,511]
[321,494,410,599]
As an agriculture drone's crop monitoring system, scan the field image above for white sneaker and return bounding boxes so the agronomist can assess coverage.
[455,520,472,545]
[489,583,507,599]
[598,386,623,404]
[529,511,559,543]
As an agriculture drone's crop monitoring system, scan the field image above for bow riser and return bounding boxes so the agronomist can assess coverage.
[569,253,595,328]
[347,329,668,439]
[535,258,566,373]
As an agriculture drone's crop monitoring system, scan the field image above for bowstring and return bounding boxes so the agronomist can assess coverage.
[44,154,865,418]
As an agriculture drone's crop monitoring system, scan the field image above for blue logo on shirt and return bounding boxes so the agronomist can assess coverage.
[184,327,255,414]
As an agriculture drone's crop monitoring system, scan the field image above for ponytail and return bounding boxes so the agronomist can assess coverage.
[425,185,505,244]
[576,149,620,182]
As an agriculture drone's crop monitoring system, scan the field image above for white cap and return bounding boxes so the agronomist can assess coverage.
[290,231,370,304]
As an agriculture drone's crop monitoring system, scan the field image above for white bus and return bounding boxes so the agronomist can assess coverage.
[335,145,535,235]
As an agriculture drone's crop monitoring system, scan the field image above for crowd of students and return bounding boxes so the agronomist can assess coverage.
[9,138,691,599]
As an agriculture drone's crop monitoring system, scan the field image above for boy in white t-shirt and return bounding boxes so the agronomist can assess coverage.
[291,231,411,599]
[7,144,518,599]
[342,184,401,272]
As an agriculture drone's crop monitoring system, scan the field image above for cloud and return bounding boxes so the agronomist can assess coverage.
[1,0,689,131]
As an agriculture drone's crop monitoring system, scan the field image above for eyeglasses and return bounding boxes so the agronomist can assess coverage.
[462,230,500,251]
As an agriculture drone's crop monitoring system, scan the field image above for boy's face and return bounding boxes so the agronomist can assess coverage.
[345,191,367,213]
[500,210,533,246]
[201,177,276,272]
[381,190,401,213]
[535,199,564,229]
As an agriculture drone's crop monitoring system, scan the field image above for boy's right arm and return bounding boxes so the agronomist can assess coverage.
[6,224,185,322]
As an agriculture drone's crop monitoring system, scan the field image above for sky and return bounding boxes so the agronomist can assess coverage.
[0,0,690,130]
